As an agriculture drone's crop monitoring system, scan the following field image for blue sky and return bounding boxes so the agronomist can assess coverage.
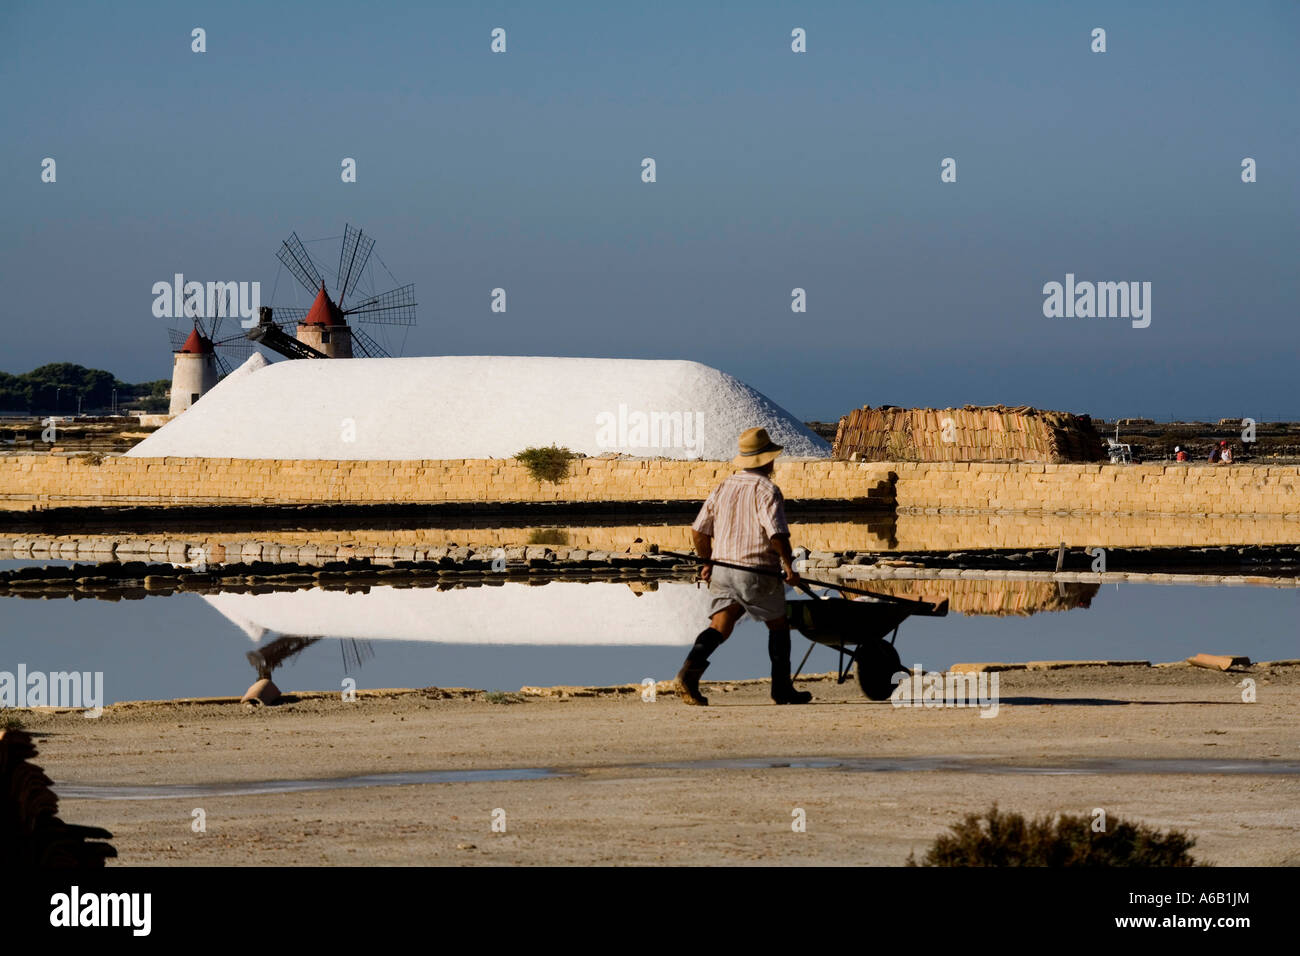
[3,0,1297,420]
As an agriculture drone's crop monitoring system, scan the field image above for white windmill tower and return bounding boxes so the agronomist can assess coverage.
[165,298,255,415]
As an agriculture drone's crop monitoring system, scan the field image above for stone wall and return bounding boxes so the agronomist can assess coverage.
[0,456,894,506]
[889,461,1300,517]
[1,456,1298,519]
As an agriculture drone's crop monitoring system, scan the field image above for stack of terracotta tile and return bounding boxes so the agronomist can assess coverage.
[0,728,116,866]
[832,405,1104,462]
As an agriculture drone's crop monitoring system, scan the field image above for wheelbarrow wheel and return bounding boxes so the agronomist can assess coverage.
[854,639,905,701]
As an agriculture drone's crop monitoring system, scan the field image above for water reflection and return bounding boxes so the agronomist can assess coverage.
[858,579,1098,616]
[208,577,1096,654]
[246,634,374,684]
[8,508,1300,562]
[200,576,1102,699]
[206,580,717,647]
[4,566,1294,706]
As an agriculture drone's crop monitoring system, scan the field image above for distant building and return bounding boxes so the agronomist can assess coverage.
[168,328,219,416]
[296,283,353,359]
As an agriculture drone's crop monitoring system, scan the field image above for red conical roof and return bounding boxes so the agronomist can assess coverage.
[302,282,346,327]
[179,328,213,353]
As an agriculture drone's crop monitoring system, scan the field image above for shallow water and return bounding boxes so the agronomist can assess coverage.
[1,572,1296,705]
[57,767,565,800]
[55,756,1300,802]
[649,756,1300,775]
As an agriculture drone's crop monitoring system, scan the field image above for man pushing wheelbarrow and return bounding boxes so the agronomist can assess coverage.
[675,426,812,706]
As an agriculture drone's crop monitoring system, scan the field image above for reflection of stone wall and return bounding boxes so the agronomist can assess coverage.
[851,579,1099,616]
[2,457,1298,522]
[0,519,899,562]
[895,512,1300,550]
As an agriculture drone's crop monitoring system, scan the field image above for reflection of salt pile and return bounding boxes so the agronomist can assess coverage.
[202,581,714,646]
[128,356,829,461]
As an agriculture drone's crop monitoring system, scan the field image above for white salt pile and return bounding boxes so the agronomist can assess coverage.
[129,356,829,461]
[204,581,712,646]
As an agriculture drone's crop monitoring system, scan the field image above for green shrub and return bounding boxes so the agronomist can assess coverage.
[2,714,25,731]
[907,804,1200,867]
[527,528,569,546]
[515,445,576,484]
[483,691,520,705]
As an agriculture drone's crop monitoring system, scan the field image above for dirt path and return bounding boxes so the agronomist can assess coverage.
[21,665,1300,866]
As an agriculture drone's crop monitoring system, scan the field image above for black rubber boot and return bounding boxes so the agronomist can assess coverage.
[768,626,812,704]
[676,628,724,706]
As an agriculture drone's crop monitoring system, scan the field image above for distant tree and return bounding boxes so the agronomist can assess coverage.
[1,365,170,414]
[0,372,27,411]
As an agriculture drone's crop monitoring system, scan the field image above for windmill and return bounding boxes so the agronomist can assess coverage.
[250,224,416,360]
[165,303,257,415]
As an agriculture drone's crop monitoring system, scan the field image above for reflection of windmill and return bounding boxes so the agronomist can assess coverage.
[165,307,255,415]
[248,224,416,360]
[246,635,374,681]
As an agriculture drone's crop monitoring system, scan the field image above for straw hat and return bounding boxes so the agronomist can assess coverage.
[733,426,783,468]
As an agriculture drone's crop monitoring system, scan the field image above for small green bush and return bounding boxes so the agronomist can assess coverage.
[483,691,520,705]
[527,528,569,546]
[515,445,575,484]
[907,804,1200,867]
[2,714,25,731]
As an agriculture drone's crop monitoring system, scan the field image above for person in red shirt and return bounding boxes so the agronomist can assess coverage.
[1175,446,1188,462]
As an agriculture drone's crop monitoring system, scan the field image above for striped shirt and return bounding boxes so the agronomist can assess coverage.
[692,469,790,570]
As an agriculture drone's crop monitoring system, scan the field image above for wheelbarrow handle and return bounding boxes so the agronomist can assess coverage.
[656,550,945,614]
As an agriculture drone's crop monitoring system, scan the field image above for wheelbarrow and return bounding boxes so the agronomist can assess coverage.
[658,550,948,701]
[786,596,933,700]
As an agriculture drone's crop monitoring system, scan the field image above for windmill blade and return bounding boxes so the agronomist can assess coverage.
[340,639,375,673]
[276,232,325,296]
[214,351,234,377]
[350,325,391,358]
[269,307,311,329]
[247,636,322,679]
[336,223,375,307]
[208,288,235,329]
[212,329,256,348]
[212,334,258,363]
[342,284,416,326]
[167,327,190,350]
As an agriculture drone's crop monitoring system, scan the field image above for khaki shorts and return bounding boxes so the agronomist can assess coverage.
[706,565,787,623]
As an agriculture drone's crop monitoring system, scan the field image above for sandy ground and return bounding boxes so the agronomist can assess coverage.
[18,665,1300,866]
